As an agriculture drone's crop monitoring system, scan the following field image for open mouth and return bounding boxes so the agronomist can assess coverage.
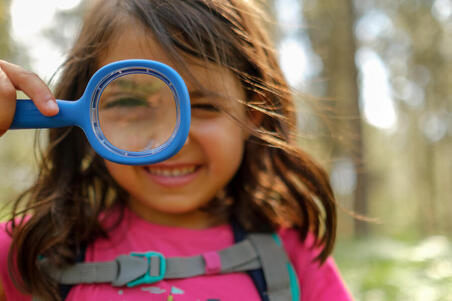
[142,164,202,187]
[143,165,200,177]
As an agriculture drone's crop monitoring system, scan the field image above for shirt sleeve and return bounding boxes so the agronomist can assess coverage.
[0,222,31,301]
[279,228,354,301]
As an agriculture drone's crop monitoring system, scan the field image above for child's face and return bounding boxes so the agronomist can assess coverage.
[101,26,248,228]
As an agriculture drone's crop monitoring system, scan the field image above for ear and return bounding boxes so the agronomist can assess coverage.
[244,94,265,139]
[246,94,265,127]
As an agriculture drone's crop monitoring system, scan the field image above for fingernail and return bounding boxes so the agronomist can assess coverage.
[47,99,59,113]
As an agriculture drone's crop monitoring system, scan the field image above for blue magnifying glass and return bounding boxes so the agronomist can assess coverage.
[10,59,191,165]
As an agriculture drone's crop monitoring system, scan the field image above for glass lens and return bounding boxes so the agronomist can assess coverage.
[98,73,177,152]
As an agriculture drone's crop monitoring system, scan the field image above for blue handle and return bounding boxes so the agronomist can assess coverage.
[10,99,80,129]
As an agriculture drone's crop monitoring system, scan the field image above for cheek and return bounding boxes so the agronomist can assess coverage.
[193,118,246,171]
[104,161,137,191]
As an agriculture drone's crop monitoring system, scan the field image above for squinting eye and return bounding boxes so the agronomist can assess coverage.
[191,104,220,112]
[103,97,149,109]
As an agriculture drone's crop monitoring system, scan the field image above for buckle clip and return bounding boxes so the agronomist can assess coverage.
[127,252,166,287]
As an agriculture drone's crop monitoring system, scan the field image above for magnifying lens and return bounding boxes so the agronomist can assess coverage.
[10,59,191,165]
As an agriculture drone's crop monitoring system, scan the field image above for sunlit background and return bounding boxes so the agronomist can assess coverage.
[1,0,452,300]
[9,0,81,78]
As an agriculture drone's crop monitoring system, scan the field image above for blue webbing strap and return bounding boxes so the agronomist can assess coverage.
[231,221,300,301]
[230,220,269,301]
[271,234,300,301]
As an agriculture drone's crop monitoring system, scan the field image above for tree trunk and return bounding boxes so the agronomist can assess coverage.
[304,0,368,236]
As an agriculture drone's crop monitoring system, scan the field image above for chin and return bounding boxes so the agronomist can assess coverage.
[143,198,209,214]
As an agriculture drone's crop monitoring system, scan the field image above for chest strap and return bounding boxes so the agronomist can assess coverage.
[39,234,294,301]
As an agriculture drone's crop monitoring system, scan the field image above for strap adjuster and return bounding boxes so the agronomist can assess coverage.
[127,252,166,287]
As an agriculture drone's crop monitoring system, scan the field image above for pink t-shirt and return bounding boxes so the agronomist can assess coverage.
[0,208,353,300]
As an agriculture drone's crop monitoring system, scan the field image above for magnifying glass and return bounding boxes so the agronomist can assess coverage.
[10,59,191,165]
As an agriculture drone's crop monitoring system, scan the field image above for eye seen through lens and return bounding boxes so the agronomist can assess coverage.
[98,73,177,152]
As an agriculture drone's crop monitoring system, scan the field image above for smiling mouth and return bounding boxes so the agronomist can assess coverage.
[144,165,199,177]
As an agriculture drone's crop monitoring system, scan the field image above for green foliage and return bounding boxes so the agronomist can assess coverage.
[335,236,452,301]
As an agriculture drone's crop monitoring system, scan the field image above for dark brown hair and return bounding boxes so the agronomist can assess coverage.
[7,0,337,299]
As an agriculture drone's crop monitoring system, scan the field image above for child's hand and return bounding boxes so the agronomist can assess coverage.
[0,60,59,137]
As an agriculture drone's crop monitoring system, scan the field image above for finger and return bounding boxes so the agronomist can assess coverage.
[0,68,16,136]
[0,60,59,116]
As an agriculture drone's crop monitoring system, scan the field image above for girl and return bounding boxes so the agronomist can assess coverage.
[0,0,353,300]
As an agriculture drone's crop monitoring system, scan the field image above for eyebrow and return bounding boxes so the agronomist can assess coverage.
[107,78,165,95]
[189,89,222,99]
[101,90,135,99]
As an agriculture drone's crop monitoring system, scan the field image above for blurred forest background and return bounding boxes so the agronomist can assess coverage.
[1,0,451,300]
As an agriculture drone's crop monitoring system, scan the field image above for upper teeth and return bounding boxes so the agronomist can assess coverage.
[147,166,196,177]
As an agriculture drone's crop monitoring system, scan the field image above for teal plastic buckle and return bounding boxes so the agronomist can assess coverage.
[127,251,166,287]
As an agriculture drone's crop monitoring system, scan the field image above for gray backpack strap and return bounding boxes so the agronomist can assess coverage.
[42,239,261,287]
[165,239,260,278]
[38,234,298,301]
[248,234,294,301]
[43,254,148,286]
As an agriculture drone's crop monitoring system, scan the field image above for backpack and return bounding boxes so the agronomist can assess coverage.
[34,222,300,301]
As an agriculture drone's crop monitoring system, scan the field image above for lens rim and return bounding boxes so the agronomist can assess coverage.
[80,59,190,165]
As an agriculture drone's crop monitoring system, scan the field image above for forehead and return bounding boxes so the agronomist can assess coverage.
[98,24,245,100]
